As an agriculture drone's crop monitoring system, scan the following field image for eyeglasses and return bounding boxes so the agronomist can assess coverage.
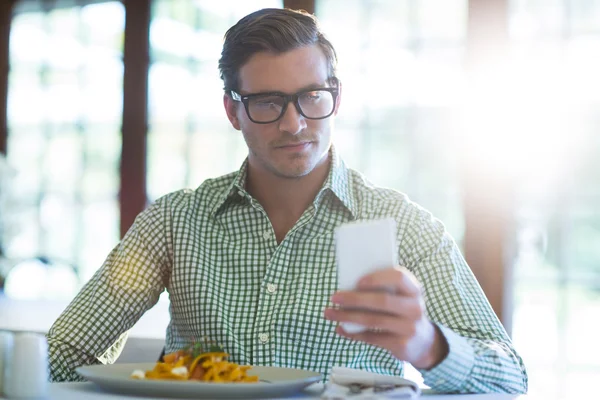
[230,86,339,124]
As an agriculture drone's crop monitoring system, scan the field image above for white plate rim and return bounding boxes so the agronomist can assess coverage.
[76,362,322,399]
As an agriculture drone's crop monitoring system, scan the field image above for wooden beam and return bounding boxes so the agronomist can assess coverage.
[467,0,510,68]
[284,0,315,15]
[120,0,151,237]
[0,0,14,155]
[463,0,513,332]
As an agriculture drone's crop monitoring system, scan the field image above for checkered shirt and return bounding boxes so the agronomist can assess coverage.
[47,147,527,393]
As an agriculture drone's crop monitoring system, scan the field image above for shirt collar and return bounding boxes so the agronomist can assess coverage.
[317,145,357,217]
[209,158,249,218]
[210,145,357,218]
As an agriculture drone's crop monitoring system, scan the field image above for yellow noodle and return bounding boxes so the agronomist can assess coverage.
[132,351,257,383]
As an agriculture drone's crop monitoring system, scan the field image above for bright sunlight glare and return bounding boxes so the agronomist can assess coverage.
[461,56,588,193]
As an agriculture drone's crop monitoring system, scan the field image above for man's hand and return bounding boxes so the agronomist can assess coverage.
[323,267,449,370]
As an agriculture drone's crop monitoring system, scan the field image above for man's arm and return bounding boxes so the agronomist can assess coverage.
[46,194,174,381]
[404,208,528,393]
[325,205,527,394]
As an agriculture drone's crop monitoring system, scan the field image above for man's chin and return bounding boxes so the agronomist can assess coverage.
[267,147,329,179]
[269,159,316,179]
[273,166,312,179]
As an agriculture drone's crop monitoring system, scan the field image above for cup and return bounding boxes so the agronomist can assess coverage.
[3,332,48,399]
[0,330,14,395]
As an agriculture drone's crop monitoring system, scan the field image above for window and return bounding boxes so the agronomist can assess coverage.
[147,0,283,201]
[4,1,124,297]
[509,1,600,399]
[316,0,467,242]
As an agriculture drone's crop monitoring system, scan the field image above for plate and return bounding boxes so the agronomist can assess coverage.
[76,363,322,399]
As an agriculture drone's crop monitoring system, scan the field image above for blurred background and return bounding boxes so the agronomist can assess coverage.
[0,0,599,399]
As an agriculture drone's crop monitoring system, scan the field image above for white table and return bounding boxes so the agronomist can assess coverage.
[0,383,527,399]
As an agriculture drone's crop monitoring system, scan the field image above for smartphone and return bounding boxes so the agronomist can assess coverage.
[335,217,397,333]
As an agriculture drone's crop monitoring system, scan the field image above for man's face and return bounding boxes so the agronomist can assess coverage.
[224,44,340,179]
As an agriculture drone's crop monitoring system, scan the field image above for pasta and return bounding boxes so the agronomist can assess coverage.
[130,344,258,383]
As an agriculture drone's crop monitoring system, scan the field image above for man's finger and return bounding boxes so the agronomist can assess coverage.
[335,326,410,356]
[324,307,418,335]
[330,291,422,318]
[356,267,421,296]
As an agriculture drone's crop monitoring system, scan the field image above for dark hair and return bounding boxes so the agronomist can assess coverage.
[218,8,338,93]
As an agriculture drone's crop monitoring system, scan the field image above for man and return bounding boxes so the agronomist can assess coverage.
[48,8,527,393]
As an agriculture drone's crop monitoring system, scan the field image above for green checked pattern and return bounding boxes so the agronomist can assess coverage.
[47,147,528,394]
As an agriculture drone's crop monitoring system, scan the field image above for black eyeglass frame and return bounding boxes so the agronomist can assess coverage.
[230,86,340,124]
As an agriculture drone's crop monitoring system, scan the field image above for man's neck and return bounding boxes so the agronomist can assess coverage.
[246,156,331,241]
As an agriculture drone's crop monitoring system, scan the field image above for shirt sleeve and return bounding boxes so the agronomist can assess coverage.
[399,205,528,394]
[46,194,174,382]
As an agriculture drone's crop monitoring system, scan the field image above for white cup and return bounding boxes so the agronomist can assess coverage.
[0,330,14,395]
[3,332,48,399]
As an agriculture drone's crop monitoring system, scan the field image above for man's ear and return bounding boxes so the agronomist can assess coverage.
[333,81,342,116]
[223,93,241,131]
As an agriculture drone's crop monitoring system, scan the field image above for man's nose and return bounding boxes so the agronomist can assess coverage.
[278,102,307,134]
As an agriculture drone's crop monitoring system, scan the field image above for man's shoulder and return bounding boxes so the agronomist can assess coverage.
[196,170,239,196]
[345,168,437,226]
[345,169,448,249]
[346,168,412,209]
[152,171,238,212]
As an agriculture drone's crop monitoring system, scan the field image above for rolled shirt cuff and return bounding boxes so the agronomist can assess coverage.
[418,323,475,393]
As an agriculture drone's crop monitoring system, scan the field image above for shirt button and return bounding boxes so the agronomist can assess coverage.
[258,333,269,343]
[266,283,277,294]
[436,379,446,385]
[237,190,244,197]
[262,231,271,240]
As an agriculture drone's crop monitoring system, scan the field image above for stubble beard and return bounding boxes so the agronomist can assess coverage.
[268,150,316,179]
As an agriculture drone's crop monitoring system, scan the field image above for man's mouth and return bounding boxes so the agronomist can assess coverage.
[276,141,313,150]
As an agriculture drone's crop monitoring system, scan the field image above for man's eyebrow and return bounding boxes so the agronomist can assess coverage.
[295,82,330,92]
[246,82,330,96]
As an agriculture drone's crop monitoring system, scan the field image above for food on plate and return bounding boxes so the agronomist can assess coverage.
[130,341,258,383]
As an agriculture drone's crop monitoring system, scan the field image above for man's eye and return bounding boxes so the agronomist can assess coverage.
[302,91,322,101]
[254,97,281,106]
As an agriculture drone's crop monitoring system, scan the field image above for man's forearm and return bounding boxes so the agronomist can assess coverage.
[46,337,100,382]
